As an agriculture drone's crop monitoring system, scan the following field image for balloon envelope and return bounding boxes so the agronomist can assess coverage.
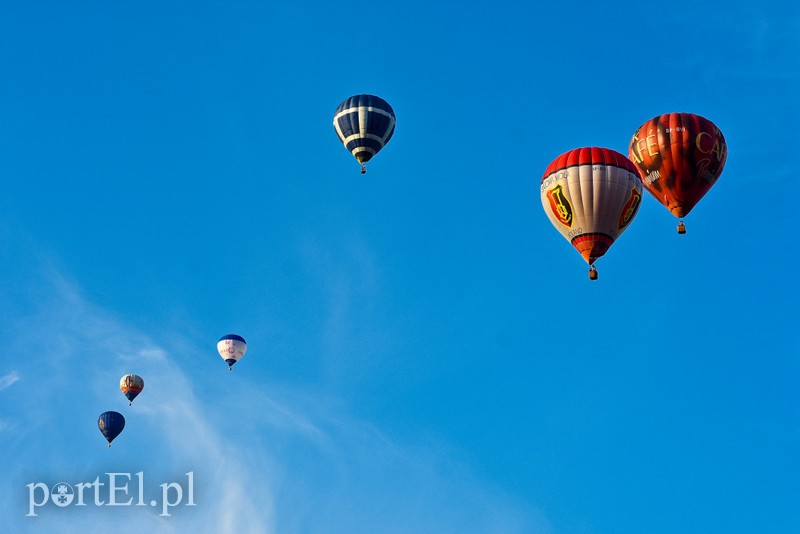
[218,334,247,370]
[333,94,396,166]
[119,374,144,405]
[628,112,727,219]
[98,411,125,447]
[541,147,643,265]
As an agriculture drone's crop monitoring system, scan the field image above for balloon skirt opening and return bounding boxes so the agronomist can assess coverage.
[354,152,373,164]
[668,203,690,219]
[571,233,614,265]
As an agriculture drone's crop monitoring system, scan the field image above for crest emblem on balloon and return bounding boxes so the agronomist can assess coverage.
[545,184,573,227]
[618,188,642,228]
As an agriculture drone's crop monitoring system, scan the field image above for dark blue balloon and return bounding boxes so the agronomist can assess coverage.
[333,94,396,170]
[98,411,125,447]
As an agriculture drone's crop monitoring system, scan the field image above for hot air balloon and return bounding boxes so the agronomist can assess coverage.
[217,334,247,371]
[119,374,144,406]
[98,411,125,447]
[333,94,396,174]
[541,147,643,280]
[628,113,727,234]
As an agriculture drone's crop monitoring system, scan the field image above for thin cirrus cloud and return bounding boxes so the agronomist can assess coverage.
[0,371,19,391]
[0,267,273,532]
[0,256,551,533]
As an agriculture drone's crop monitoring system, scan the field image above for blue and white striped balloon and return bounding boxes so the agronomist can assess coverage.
[333,94,396,173]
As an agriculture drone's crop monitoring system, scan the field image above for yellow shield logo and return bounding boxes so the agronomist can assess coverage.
[546,184,573,228]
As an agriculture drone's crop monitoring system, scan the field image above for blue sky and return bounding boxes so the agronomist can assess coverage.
[1,1,798,532]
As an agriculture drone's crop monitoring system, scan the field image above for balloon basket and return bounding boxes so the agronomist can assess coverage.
[677,221,686,234]
[588,266,598,280]
[361,164,366,174]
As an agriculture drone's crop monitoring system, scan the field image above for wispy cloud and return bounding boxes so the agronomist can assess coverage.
[0,251,550,533]
[299,229,389,383]
[0,266,275,533]
[0,371,20,391]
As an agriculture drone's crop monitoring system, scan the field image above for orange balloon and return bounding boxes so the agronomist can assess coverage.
[628,113,727,220]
